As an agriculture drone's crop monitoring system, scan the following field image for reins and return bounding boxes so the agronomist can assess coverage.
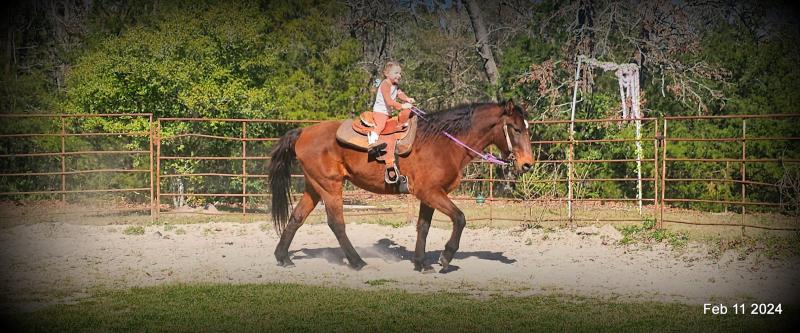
[411,106,509,166]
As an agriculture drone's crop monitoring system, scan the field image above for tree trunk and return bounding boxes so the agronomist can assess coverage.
[463,0,499,86]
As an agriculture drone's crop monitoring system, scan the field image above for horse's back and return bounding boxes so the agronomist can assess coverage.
[294,120,346,161]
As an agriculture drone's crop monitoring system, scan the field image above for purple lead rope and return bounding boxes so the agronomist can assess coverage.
[442,131,508,166]
[411,106,507,166]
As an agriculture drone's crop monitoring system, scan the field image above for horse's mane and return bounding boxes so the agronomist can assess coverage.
[416,102,527,142]
[416,103,481,141]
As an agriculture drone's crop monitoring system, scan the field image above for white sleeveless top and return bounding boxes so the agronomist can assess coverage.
[372,80,398,115]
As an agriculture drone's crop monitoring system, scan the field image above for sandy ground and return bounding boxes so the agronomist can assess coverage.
[0,221,798,311]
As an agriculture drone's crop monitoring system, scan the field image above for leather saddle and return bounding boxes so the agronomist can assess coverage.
[335,109,417,156]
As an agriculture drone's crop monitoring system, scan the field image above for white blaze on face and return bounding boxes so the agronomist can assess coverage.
[524,120,529,129]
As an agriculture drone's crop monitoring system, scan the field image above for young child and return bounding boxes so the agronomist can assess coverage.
[370,61,415,148]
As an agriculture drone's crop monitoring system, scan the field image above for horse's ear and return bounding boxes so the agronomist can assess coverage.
[504,100,515,116]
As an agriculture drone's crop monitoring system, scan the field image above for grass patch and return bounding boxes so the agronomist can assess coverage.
[122,226,145,236]
[364,279,398,286]
[1,283,793,332]
[175,228,186,235]
[619,219,689,247]
[367,217,407,228]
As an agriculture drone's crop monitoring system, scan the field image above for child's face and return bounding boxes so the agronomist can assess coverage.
[386,67,402,83]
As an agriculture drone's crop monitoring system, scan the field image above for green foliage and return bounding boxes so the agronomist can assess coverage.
[64,0,366,121]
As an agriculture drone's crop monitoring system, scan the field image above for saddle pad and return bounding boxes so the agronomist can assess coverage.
[336,116,417,156]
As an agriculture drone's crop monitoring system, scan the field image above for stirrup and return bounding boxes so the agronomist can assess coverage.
[384,164,400,184]
[368,142,387,161]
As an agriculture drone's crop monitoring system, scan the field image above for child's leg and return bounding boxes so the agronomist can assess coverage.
[370,112,389,145]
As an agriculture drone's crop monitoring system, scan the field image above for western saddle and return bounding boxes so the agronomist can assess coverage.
[335,108,418,189]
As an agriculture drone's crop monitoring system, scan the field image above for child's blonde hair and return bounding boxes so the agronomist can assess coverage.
[382,61,401,78]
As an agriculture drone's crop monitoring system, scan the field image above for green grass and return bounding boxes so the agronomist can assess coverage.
[618,218,689,248]
[121,226,145,236]
[364,279,398,286]
[2,283,794,332]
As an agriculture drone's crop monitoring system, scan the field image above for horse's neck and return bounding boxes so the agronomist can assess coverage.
[440,120,496,169]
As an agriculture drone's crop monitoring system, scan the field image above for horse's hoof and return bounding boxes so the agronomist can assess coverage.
[350,260,367,271]
[438,255,450,270]
[414,263,435,273]
[276,258,295,268]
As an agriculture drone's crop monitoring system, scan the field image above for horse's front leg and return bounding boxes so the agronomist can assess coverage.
[412,202,435,273]
[417,190,466,271]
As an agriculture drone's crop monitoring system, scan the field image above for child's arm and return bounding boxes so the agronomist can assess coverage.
[397,90,415,104]
[379,80,411,110]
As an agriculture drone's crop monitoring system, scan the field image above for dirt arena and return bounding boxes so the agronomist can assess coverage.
[1,219,798,312]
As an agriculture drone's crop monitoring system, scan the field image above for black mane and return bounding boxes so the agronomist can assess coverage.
[416,102,527,141]
[416,103,484,141]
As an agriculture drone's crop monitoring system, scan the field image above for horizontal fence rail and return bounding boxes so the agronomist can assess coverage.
[0,113,155,219]
[1,113,798,231]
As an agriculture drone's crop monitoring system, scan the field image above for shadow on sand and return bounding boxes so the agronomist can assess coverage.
[290,238,516,273]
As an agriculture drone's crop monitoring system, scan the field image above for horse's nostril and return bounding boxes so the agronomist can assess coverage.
[522,163,532,172]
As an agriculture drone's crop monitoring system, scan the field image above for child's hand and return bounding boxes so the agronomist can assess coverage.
[401,103,413,109]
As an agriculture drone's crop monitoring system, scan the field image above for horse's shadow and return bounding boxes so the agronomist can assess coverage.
[290,238,516,273]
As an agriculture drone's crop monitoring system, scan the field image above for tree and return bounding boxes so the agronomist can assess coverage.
[463,0,499,87]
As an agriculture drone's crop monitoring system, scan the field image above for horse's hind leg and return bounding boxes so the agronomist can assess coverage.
[274,188,320,267]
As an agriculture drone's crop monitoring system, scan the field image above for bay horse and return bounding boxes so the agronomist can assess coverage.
[269,100,534,272]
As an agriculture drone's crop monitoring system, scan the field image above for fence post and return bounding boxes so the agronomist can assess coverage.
[242,121,248,219]
[741,119,746,234]
[653,119,660,228]
[60,115,66,204]
[149,115,155,222]
[660,119,668,226]
[568,56,582,224]
[155,120,161,220]
[636,118,643,214]
[489,156,494,224]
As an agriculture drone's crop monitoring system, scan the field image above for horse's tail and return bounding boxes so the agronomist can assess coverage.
[269,128,302,236]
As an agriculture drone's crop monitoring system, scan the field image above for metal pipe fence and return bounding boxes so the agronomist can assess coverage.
[1,113,797,231]
[0,113,154,219]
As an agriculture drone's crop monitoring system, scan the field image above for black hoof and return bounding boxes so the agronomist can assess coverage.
[350,260,367,271]
[438,255,450,270]
[275,253,295,268]
[414,264,435,273]
[277,258,295,268]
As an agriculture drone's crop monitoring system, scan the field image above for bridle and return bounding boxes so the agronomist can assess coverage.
[411,106,527,167]
[501,118,529,166]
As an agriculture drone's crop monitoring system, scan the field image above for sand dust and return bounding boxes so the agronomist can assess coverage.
[0,221,798,311]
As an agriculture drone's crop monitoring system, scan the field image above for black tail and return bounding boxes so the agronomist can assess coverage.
[269,128,302,236]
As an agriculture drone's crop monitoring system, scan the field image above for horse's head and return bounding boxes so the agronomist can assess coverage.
[493,100,535,173]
